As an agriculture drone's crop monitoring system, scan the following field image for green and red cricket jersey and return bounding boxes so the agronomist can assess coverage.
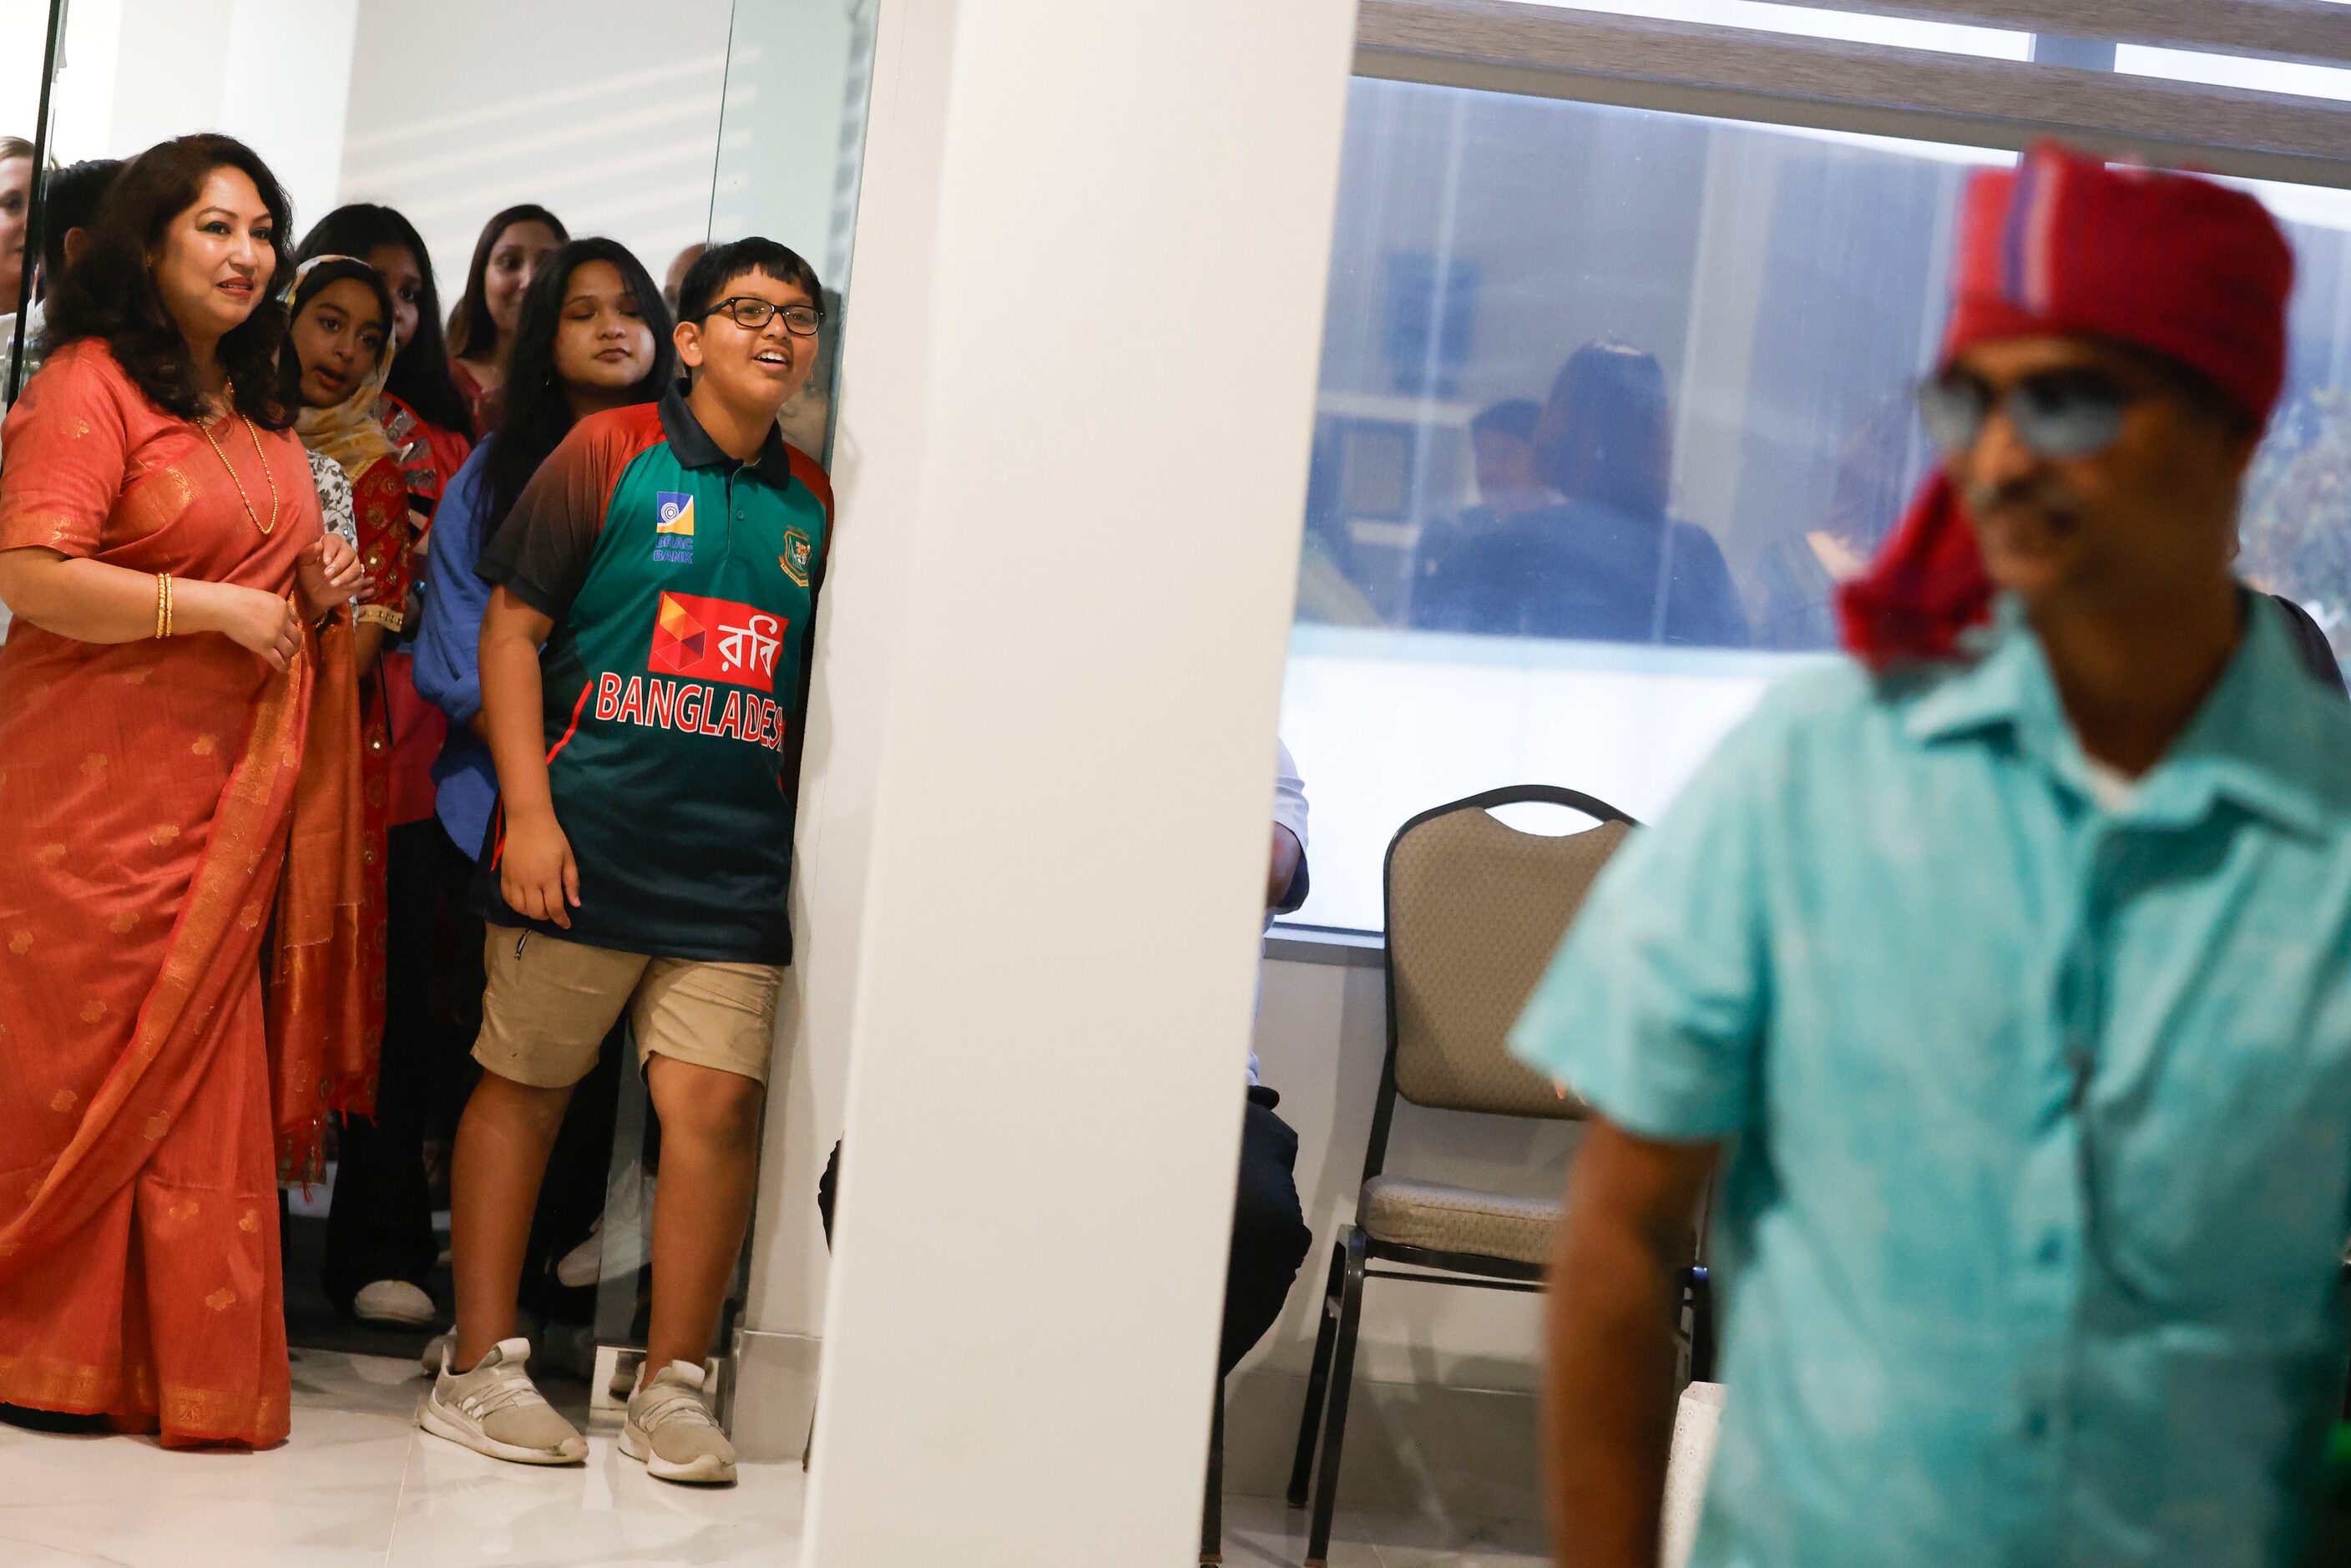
[476,386,832,964]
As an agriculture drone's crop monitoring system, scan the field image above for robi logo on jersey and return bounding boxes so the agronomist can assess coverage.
[650,591,784,693]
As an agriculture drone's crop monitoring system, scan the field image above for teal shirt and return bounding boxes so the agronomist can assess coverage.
[1513,597,2351,1568]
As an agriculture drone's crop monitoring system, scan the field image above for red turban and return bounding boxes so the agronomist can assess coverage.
[1836,141,2296,665]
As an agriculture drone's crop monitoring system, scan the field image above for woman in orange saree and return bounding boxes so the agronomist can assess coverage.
[0,135,365,1449]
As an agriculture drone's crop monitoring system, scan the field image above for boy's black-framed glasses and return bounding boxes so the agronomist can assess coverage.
[701,296,824,337]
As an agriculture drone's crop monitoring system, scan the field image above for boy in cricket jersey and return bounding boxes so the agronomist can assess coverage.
[421,239,832,1484]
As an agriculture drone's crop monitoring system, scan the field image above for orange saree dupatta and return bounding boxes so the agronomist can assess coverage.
[265,613,372,1186]
[0,631,315,1272]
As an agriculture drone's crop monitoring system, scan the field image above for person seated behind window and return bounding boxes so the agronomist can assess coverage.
[1411,397,1550,602]
[1226,741,1317,1372]
[1752,397,1919,651]
[1413,341,1749,648]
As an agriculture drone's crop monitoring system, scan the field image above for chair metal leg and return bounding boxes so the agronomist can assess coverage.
[1200,1377,1226,1565]
[1304,1227,1368,1568]
[1285,1239,1348,1506]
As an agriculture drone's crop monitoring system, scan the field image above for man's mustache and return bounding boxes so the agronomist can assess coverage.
[1965,476,2082,521]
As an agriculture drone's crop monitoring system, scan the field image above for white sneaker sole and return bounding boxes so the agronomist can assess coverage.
[417,1393,587,1465]
[354,1299,437,1327]
[620,1419,736,1485]
[356,1304,437,1326]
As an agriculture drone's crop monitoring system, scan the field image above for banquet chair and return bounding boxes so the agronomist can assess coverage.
[1282,786,1713,1565]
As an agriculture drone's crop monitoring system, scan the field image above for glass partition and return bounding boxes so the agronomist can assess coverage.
[1279,78,2351,932]
[704,0,876,461]
[586,0,880,1411]
[1,0,65,405]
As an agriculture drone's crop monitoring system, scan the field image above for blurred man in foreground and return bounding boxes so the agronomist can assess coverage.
[1515,144,2351,1568]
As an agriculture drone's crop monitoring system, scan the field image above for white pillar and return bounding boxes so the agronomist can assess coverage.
[790,1,1357,1563]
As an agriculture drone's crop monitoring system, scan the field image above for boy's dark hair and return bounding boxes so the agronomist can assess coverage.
[447,203,569,363]
[297,202,470,434]
[675,237,823,327]
[1470,397,1541,444]
[44,133,296,430]
[38,159,124,294]
[480,237,675,549]
[276,255,396,412]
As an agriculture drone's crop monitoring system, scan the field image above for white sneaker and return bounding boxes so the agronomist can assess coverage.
[557,1172,656,1288]
[417,1337,586,1465]
[554,1217,606,1291]
[352,1279,436,1326]
[420,1312,538,1378]
[621,1361,735,1484]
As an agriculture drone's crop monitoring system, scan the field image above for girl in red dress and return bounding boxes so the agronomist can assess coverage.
[282,257,413,1091]
[293,211,473,1325]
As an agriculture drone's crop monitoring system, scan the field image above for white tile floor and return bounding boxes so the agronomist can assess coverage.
[0,1349,1545,1567]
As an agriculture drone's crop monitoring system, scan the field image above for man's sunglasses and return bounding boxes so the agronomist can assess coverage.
[1915,367,2146,461]
[702,296,824,337]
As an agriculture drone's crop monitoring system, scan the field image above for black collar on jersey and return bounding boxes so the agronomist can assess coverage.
[658,380,800,491]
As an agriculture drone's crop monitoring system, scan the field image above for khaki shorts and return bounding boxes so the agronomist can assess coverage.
[473,925,782,1089]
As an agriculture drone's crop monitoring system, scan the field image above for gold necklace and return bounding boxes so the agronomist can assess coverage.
[200,398,281,537]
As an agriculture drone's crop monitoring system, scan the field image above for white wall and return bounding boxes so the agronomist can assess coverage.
[1281,633,1787,929]
[2,0,733,299]
[3,0,358,230]
[782,0,1357,1560]
[337,0,732,316]
[0,1,52,148]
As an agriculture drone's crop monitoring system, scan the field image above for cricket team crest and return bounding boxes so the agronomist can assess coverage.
[654,491,695,564]
[781,527,813,588]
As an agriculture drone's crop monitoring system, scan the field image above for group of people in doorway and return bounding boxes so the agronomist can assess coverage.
[0,129,1320,1494]
[0,129,847,1485]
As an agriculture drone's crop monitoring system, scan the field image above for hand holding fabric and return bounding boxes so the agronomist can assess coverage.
[296,532,367,616]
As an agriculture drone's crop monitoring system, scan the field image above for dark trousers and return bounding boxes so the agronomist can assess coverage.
[816,1085,1312,1376]
[1221,1086,1312,1375]
[323,819,460,1301]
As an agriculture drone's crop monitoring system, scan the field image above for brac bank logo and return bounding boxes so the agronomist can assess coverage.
[654,492,695,564]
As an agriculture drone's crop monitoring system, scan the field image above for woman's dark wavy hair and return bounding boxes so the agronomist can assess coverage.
[480,238,674,546]
[447,203,567,364]
[297,203,470,434]
[276,255,395,413]
[44,133,296,429]
[1537,338,1672,519]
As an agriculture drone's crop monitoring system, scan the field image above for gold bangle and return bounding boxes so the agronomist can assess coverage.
[162,573,174,639]
[154,572,168,640]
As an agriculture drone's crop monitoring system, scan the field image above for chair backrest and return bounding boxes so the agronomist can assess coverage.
[1382,786,1636,1121]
